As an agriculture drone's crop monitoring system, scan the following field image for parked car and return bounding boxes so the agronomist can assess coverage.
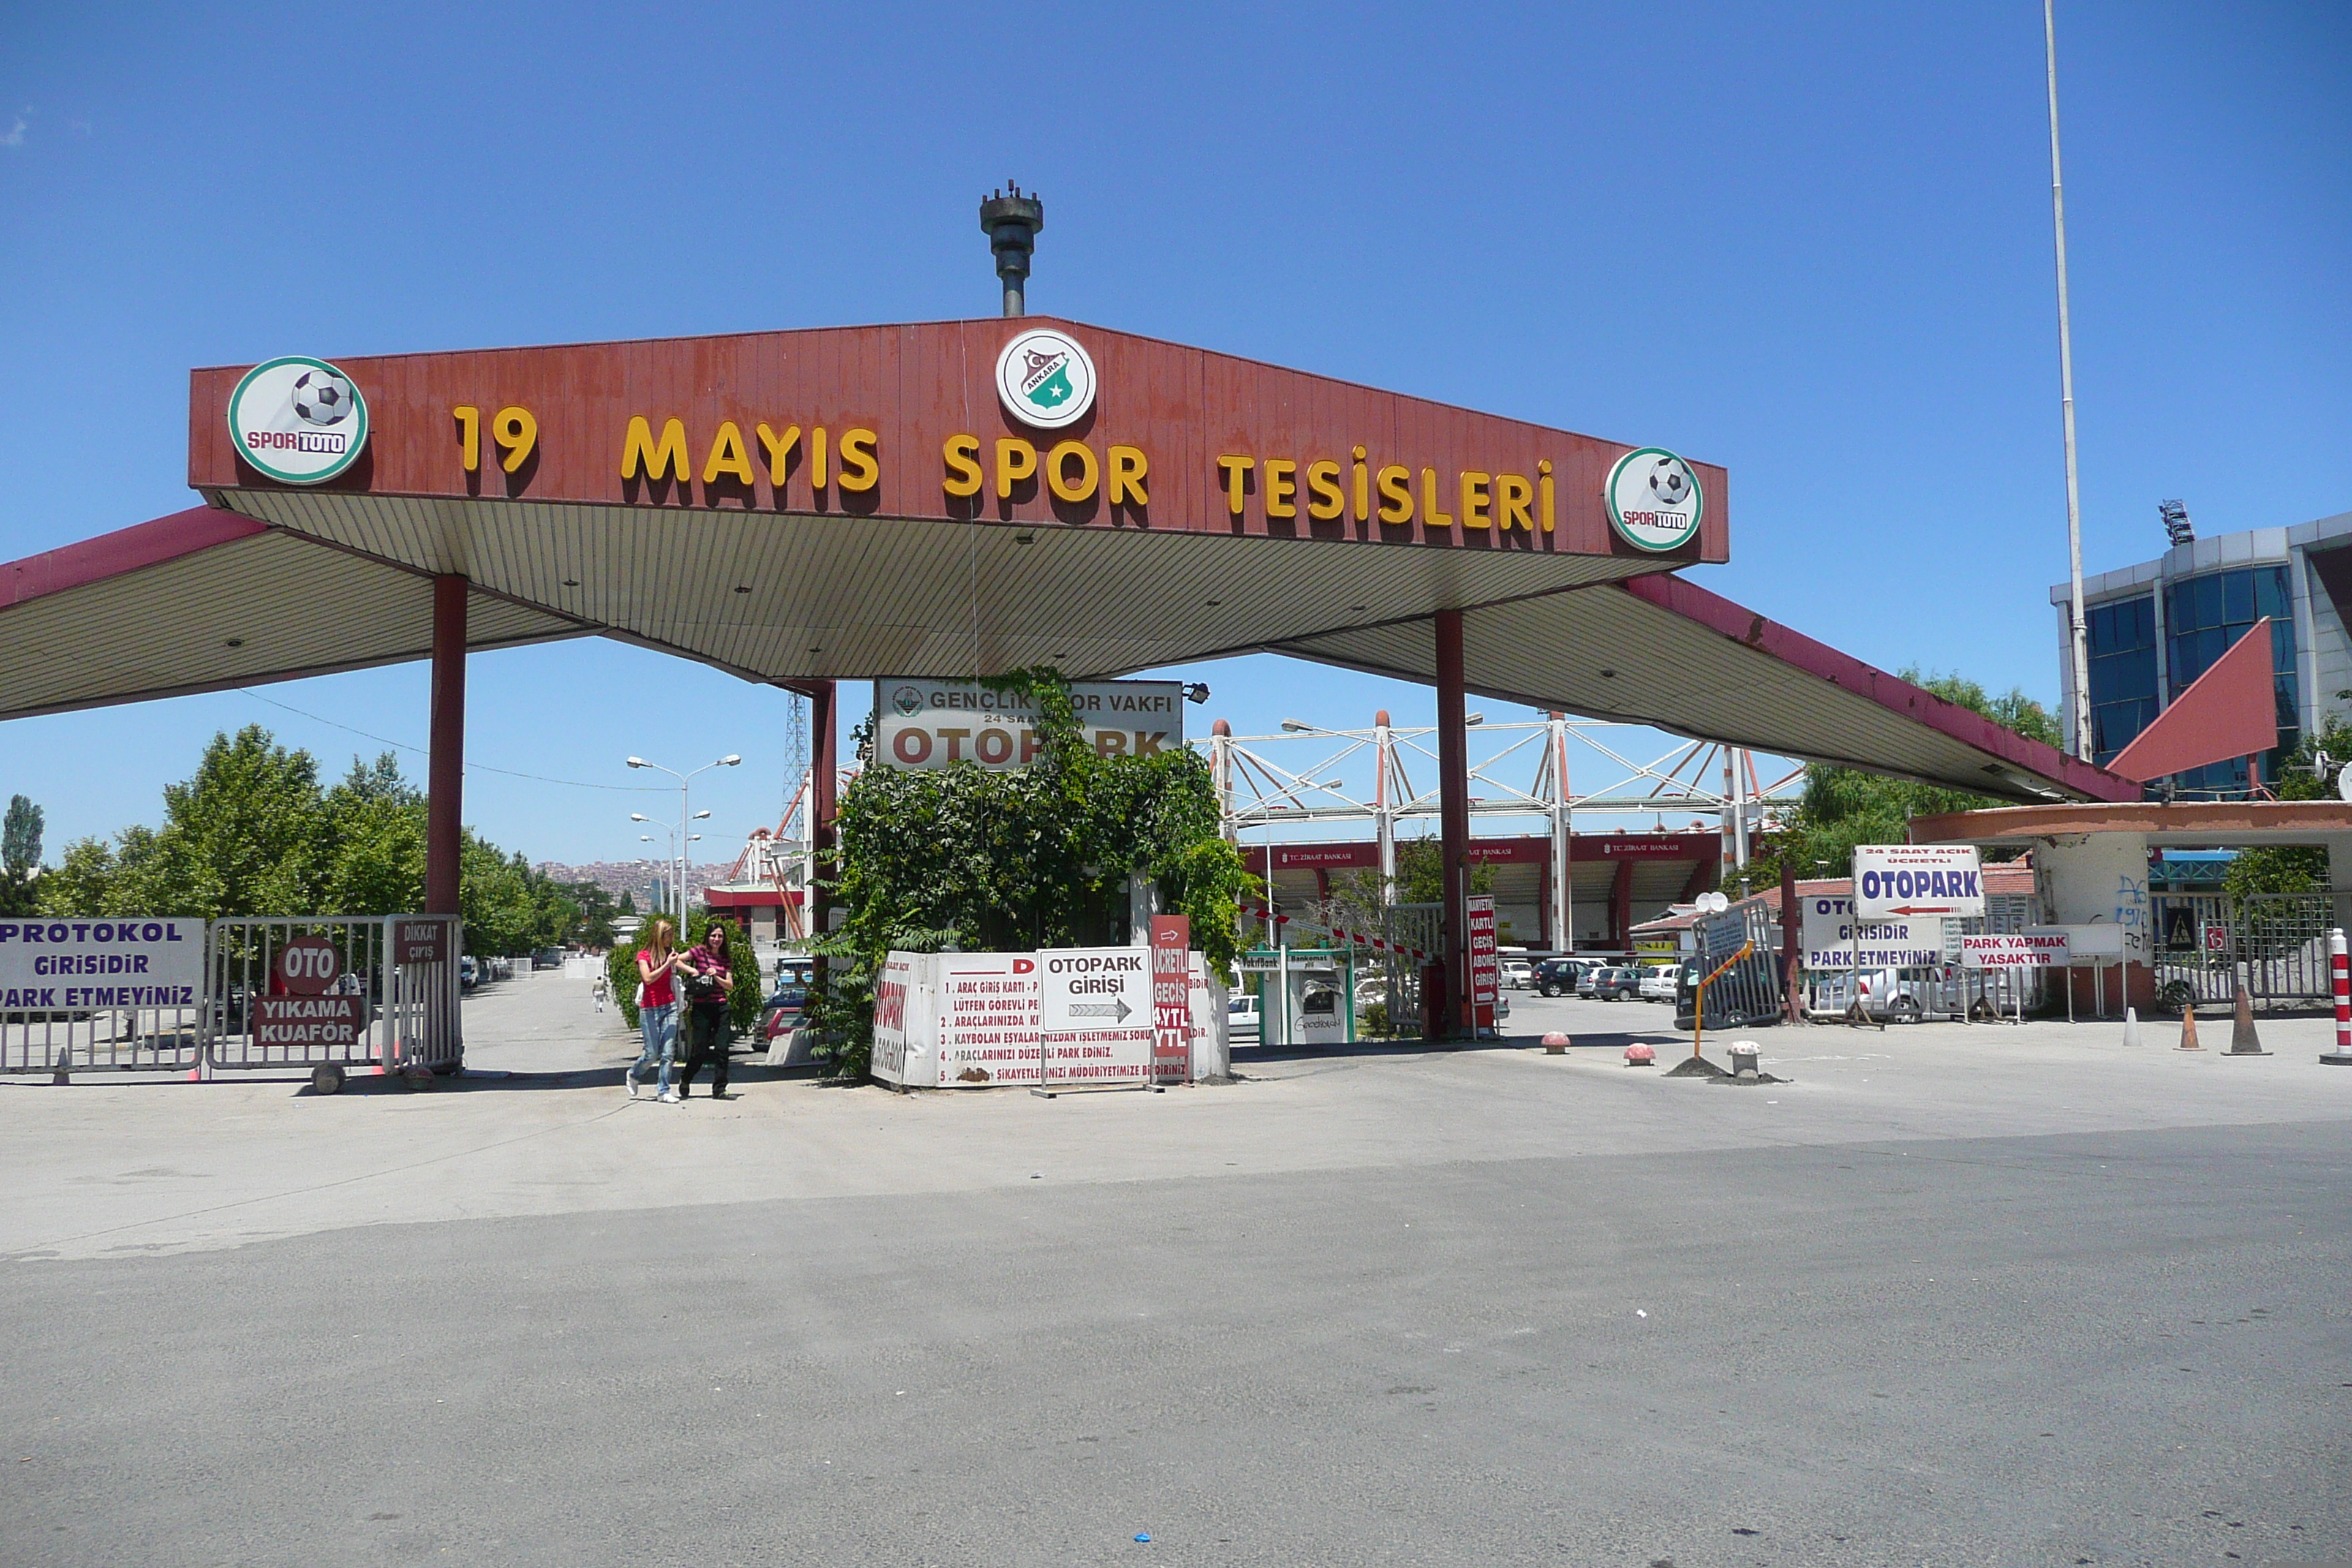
[1501,958,1534,991]
[758,984,809,1045]
[1534,957,1592,998]
[458,955,479,990]
[532,947,563,970]
[1637,965,1681,1002]
[1582,965,1642,1000]
[1227,991,1262,1046]
[1813,966,1951,1021]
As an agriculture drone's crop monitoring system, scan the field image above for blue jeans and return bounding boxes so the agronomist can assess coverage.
[630,1002,677,1090]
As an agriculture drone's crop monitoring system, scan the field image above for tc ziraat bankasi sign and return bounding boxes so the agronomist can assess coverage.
[873,678,1184,771]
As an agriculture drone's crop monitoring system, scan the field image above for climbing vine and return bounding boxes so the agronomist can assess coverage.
[804,668,1254,1078]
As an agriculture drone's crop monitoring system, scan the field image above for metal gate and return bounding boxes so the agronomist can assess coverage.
[2155,891,2337,1007]
[2,989,206,1079]
[1383,902,1441,1039]
[204,915,462,1090]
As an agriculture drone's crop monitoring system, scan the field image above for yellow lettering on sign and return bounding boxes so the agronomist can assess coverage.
[997,437,1038,498]
[1217,455,1254,516]
[453,406,480,472]
[1352,446,1369,521]
[621,416,691,482]
[1421,467,1454,528]
[703,421,755,485]
[1460,470,1492,528]
[1494,472,1534,532]
[1305,460,1344,520]
[942,433,983,497]
[1107,445,1148,505]
[837,428,880,492]
[1264,459,1297,519]
[1538,459,1555,532]
[1376,464,1413,524]
[757,423,801,487]
[491,407,537,473]
[1047,440,1098,503]
[810,427,829,489]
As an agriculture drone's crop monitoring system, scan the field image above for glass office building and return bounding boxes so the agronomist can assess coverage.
[2055,512,2352,793]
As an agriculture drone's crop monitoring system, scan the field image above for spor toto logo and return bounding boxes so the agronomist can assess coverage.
[1604,447,1703,553]
[227,355,370,485]
[994,327,1098,431]
[891,685,925,717]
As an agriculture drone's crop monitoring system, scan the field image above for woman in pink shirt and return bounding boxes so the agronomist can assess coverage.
[626,919,682,1103]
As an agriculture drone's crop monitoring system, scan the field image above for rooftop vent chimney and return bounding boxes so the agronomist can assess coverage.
[2160,499,2193,549]
[979,181,1044,318]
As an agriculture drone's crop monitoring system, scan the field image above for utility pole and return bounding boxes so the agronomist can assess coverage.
[2047,0,2093,761]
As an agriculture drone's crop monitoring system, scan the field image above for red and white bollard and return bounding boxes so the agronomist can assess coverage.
[2325,929,2352,1066]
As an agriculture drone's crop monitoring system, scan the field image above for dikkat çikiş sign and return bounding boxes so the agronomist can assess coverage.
[0,918,202,1010]
[874,678,1184,771]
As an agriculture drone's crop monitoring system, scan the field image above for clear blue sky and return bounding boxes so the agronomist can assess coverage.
[2,1,2344,867]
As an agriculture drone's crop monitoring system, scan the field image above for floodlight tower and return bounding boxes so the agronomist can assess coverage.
[2160,500,2194,549]
[980,182,1044,317]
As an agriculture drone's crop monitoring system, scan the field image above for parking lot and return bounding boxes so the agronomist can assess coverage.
[3,970,2348,1567]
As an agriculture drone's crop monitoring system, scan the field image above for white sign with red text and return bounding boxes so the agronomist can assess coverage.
[936,953,1041,1087]
[1960,932,2070,969]
[1467,894,1499,1028]
[874,678,1185,772]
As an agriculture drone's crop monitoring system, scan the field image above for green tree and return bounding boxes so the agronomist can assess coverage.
[2220,717,2351,900]
[806,668,1255,1078]
[1316,837,1494,950]
[1749,670,2064,888]
[32,730,574,948]
[0,794,42,916]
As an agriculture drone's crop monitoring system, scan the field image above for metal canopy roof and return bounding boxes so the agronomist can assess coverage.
[1,499,2136,804]
[0,314,2138,805]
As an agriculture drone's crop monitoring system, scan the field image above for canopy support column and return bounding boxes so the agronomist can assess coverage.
[1436,609,1469,1039]
[426,575,467,917]
[808,681,838,932]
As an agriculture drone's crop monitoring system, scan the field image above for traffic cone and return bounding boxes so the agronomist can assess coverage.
[2177,1007,2203,1051]
[2228,984,2271,1056]
[2122,1006,2141,1048]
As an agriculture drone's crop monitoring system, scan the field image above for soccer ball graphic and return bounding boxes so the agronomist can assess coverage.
[290,369,355,426]
[1646,456,1694,510]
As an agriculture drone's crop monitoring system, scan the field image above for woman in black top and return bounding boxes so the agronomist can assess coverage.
[674,923,737,1100]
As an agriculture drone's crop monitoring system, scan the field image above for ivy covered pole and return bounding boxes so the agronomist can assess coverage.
[1436,609,1471,1039]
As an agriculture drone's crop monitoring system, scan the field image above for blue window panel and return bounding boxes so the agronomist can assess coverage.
[2255,566,2289,621]
[2195,573,2223,628]
[2224,571,2255,624]
[2273,618,2295,670]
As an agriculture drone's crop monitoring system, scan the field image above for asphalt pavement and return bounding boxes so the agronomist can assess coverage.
[2,974,2348,1567]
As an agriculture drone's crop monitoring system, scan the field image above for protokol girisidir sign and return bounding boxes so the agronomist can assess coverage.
[1603,447,1703,552]
[226,355,370,484]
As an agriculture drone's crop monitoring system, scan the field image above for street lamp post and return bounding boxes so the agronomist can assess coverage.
[627,754,740,919]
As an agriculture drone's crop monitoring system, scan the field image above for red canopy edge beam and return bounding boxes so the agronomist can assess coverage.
[1618,575,2136,802]
[0,505,263,608]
